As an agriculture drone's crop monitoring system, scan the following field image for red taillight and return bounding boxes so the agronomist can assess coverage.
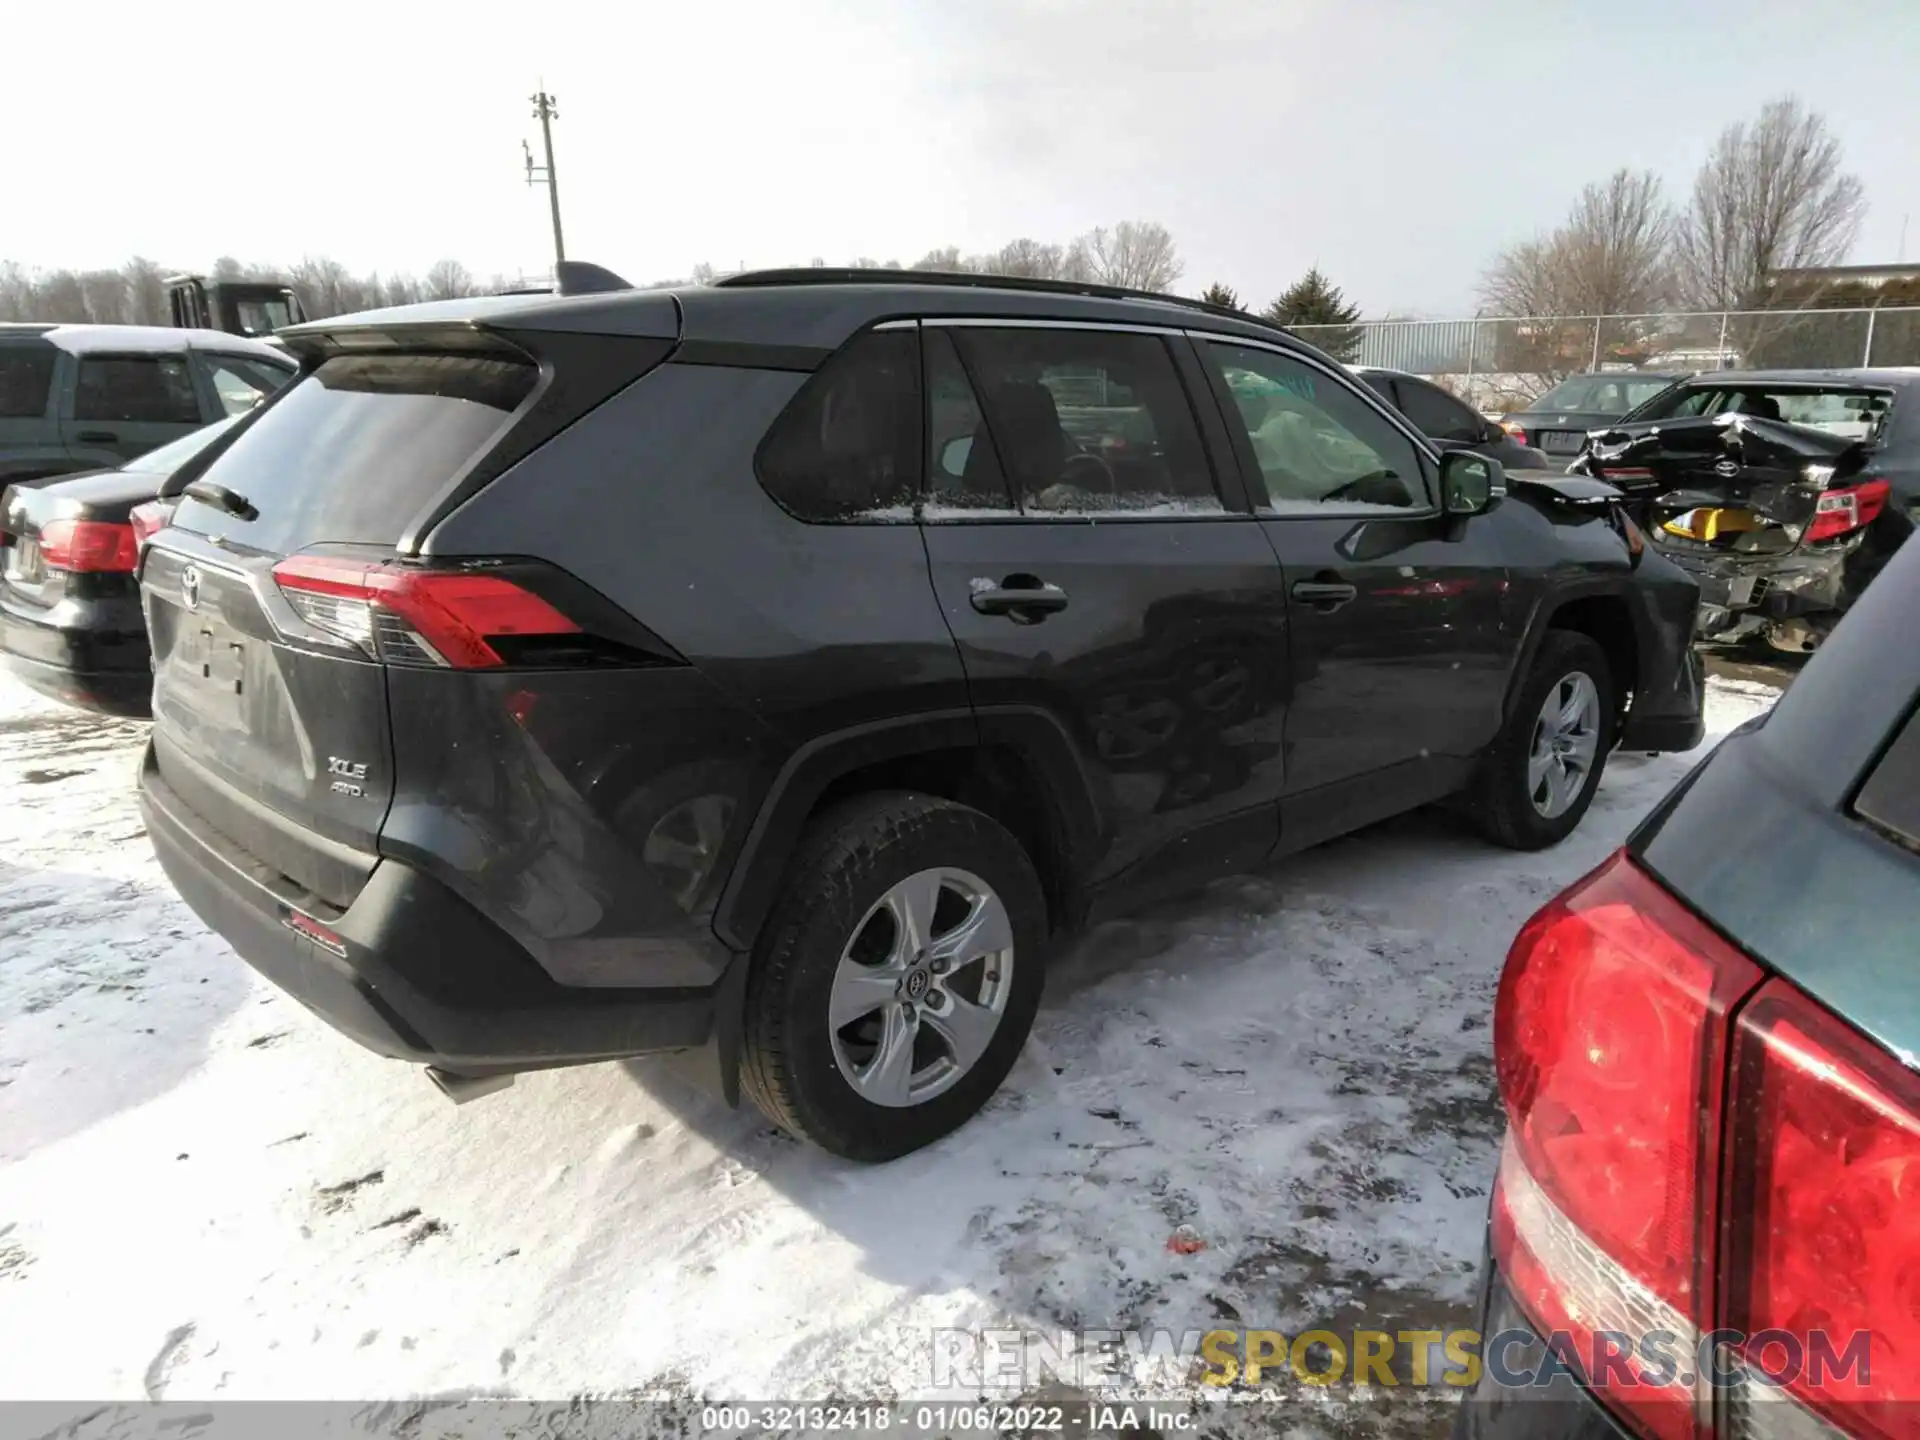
[38,519,138,574]
[1493,850,1763,1440]
[1805,479,1891,544]
[1724,981,1920,1440]
[1504,421,1530,446]
[1600,466,1656,483]
[129,500,174,549]
[270,554,579,669]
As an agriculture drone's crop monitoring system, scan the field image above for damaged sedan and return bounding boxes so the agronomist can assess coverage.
[1573,370,1919,654]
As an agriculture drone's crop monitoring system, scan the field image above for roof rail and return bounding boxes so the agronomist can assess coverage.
[554,260,632,296]
[713,267,1295,340]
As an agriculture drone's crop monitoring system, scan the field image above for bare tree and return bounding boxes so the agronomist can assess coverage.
[1674,97,1866,311]
[122,257,168,324]
[990,238,1068,279]
[912,246,973,273]
[1077,221,1182,292]
[1481,168,1673,318]
[425,258,477,301]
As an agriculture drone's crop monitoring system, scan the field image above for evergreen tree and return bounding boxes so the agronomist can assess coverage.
[1263,266,1364,360]
[1199,282,1243,311]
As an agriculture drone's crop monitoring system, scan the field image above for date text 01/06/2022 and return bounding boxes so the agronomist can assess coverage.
[696,1403,1199,1433]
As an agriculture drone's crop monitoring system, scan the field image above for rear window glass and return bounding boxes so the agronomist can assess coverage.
[0,346,56,419]
[171,354,535,552]
[1534,374,1679,413]
[1637,385,1894,441]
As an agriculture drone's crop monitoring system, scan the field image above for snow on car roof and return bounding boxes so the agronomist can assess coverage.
[37,324,289,361]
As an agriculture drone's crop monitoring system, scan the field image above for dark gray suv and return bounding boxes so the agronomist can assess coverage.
[135,266,1705,1159]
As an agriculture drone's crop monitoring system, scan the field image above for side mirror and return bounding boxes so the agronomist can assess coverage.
[1481,419,1507,444]
[1442,451,1505,516]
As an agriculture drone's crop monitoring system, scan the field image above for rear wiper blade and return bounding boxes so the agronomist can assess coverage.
[182,481,258,521]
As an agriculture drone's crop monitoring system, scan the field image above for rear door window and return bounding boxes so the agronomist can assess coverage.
[0,347,57,418]
[944,326,1221,515]
[74,355,201,423]
[169,353,536,552]
[1394,376,1483,442]
[755,330,921,521]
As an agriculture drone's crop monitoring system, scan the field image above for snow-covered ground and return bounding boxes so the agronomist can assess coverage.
[0,672,1781,1433]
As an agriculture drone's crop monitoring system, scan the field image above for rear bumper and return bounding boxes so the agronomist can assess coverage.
[0,597,150,716]
[1455,1260,1634,1440]
[1652,541,1850,637]
[140,743,720,1072]
[1619,640,1705,754]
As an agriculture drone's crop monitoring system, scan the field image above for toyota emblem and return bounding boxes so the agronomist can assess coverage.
[180,563,202,612]
[1714,459,1740,478]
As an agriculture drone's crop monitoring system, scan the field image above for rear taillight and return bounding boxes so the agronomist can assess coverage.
[38,519,138,574]
[1503,421,1530,446]
[1805,479,1891,544]
[1723,981,1920,1440]
[1493,849,1764,1440]
[129,501,174,549]
[271,555,580,669]
[1599,466,1656,483]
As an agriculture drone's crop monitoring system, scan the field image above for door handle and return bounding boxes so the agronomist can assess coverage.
[970,578,1069,623]
[1291,579,1358,611]
[77,430,119,444]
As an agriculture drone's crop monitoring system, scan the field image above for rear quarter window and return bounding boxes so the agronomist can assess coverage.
[755,330,921,521]
[1857,702,1920,854]
[170,353,536,552]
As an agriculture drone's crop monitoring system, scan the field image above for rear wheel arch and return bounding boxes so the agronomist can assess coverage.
[710,706,1101,955]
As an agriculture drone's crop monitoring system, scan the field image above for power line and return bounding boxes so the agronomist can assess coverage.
[523,87,565,268]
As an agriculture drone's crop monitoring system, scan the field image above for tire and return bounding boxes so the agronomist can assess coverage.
[740,791,1047,1161]
[1465,630,1617,851]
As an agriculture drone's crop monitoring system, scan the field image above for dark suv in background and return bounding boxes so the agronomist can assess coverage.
[0,324,293,485]
[135,266,1704,1159]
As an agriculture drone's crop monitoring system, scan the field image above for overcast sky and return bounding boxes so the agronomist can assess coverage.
[9,0,1919,316]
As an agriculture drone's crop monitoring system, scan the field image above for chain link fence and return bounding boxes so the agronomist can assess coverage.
[1291,307,1920,412]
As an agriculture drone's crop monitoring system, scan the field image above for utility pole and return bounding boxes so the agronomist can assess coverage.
[523,87,565,268]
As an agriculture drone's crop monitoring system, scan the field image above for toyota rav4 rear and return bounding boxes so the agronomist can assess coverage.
[136,295,766,1094]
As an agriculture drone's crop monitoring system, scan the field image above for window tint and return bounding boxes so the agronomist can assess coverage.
[74,355,201,424]
[170,353,535,552]
[0,347,56,419]
[947,328,1221,515]
[1207,343,1427,512]
[756,330,921,521]
[1394,377,1483,442]
[204,354,292,418]
[926,328,1013,512]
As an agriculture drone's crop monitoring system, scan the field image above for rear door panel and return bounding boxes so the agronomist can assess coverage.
[915,320,1291,888]
[59,352,206,466]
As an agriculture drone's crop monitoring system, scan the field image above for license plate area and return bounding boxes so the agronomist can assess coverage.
[1538,430,1586,454]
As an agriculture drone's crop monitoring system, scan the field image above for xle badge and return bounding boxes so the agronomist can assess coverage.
[327,756,369,798]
